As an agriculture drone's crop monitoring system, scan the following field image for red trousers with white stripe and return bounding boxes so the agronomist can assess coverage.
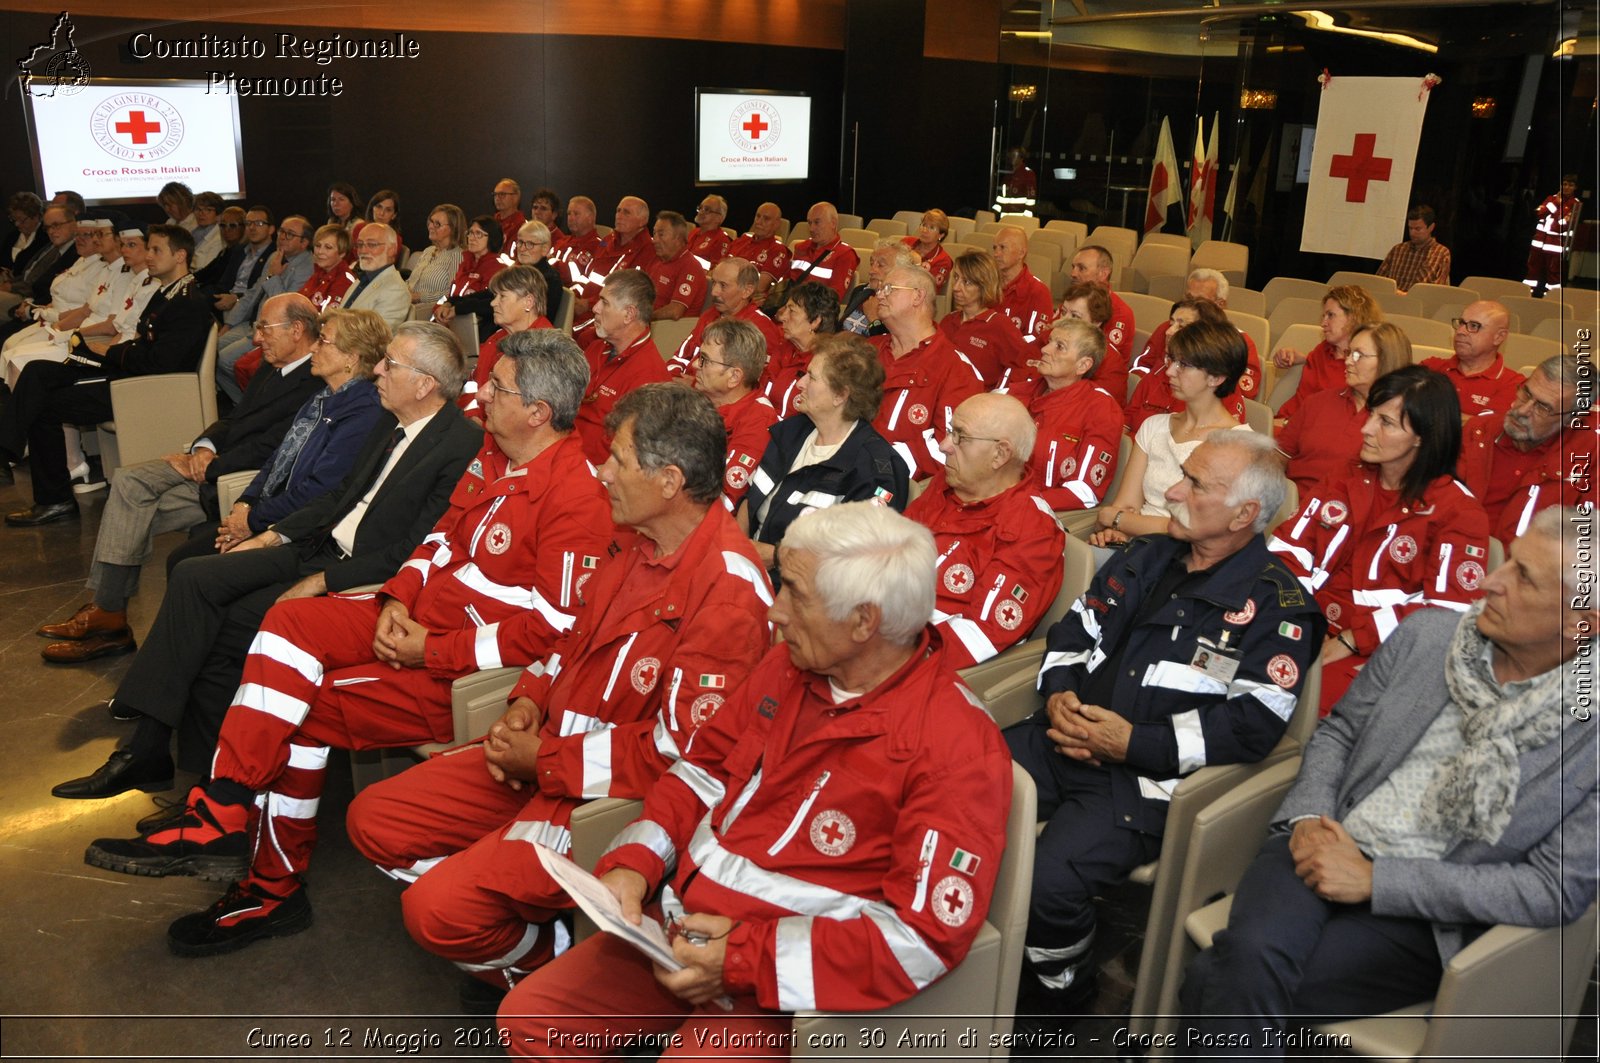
[500,929,790,1061]
[212,594,457,884]
[345,743,578,985]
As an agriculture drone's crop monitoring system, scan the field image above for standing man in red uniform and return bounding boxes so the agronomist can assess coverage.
[1068,244,1136,375]
[993,225,1055,343]
[1422,299,1526,417]
[787,202,859,301]
[346,384,774,1000]
[691,318,777,510]
[571,196,656,342]
[906,393,1066,669]
[664,257,785,377]
[1524,174,1580,296]
[727,201,791,301]
[687,195,732,271]
[491,179,526,253]
[574,270,669,465]
[501,502,1012,1053]
[644,211,706,322]
[1458,354,1594,542]
[871,265,984,480]
[549,196,601,294]
[83,327,615,956]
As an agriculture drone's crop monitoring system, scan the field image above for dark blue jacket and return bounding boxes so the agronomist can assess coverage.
[239,376,384,531]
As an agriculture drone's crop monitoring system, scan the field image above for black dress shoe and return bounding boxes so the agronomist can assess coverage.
[104,699,142,722]
[52,750,176,799]
[6,500,79,526]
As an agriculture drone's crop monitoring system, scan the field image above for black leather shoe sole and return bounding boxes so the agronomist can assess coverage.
[104,700,141,722]
[5,502,79,526]
[52,751,175,799]
[41,633,136,663]
[84,840,248,882]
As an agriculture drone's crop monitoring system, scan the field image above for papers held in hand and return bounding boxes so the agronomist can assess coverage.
[534,843,679,967]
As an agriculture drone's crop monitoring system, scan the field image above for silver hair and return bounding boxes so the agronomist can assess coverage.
[606,383,726,505]
[780,502,937,647]
[603,269,657,326]
[873,238,920,270]
[500,329,589,431]
[516,219,552,247]
[1528,505,1598,602]
[393,320,468,401]
[1049,317,1106,373]
[887,265,936,305]
[1207,428,1289,533]
[1534,354,1595,415]
[1188,267,1230,301]
[703,317,768,383]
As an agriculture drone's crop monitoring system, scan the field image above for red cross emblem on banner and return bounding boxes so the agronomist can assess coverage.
[1328,133,1393,203]
[742,113,769,140]
[115,110,162,145]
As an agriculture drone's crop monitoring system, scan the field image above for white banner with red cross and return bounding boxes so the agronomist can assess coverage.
[1301,74,1437,259]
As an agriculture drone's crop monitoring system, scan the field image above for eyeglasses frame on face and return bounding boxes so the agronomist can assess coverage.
[355,239,389,251]
[382,355,436,379]
[696,352,734,370]
[947,427,1001,447]
[876,283,918,298]
[1164,353,1202,372]
[478,375,524,402]
[1512,382,1570,419]
[1451,317,1488,334]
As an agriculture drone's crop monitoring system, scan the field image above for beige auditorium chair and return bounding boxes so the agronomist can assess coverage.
[1261,276,1326,314]
[1459,274,1532,302]
[1326,270,1396,294]
[97,324,218,477]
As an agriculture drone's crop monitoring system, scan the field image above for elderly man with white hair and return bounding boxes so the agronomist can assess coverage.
[1009,430,1325,1027]
[501,501,1014,1054]
[341,222,411,328]
[1180,505,1598,1057]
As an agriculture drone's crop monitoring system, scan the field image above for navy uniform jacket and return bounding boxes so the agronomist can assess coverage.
[1032,533,1326,835]
[745,415,908,550]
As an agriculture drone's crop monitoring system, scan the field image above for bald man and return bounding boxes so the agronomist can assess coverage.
[570,196,657,339]
[787,201,860,300]
[688,194,732,270]
[992,225,1054,343]
[1421,299,1526,417]
[727,201,791,299]
[550,195,603,291]
[904,392,1066,670]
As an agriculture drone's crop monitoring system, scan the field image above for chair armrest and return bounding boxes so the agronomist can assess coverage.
[449,666,522,744]
[215,469,258,512]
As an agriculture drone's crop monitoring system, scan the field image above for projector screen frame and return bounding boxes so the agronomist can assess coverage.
[20,76,246,207]
[694,86,812,187]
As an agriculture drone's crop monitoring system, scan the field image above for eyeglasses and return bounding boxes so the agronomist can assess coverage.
[479,377,521,401]
[1164,354,1201,371]
[696,352,733,369]
[382,356,436,379]
[219,222,244,230]
[254,319,293,333]
[876,283,917,298]
[947,427,1000,447]
[1451,317,1488,334]
[282,229,311,241]
[44,220,74,230]
[696,204,725,215]
[466,229,489,240]
[1344,349,1376,363]
[355,240,388,250]
[245,219,272,228]
[1512,382,1570,418]
[493,191,518,199]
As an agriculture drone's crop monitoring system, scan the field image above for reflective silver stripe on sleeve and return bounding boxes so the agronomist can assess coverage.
[1268,536,1314,574]
[580,728,614,797]
[601,632,639,702]
[504,818,574,854]
[774,916,817,1011]
[603,819,678,875]
[1171,709,1207,774]
[864,903,949,990]
[473,622,503,670]
[939,616,1000,664]
[453,563,576,632]
[666,758,727,809]
[1143,659,1228,696]
[688,817,871,916]
[557,710,603,737]
[722,549,774,607]
[1135,775,1181,801]
[719,769,762,831]
[752,467,776,496]
[652,715,681,761]
[1228,677,1298,722]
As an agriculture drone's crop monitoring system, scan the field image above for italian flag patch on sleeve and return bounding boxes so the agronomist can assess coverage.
[949,848,981,874]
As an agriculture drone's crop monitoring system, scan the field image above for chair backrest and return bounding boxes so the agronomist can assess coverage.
[594,224,612,239]
[989,763,1039,1041]
[1225,286,1266,318]
[447,312,478,362]
[1128,242,1192,292]
[1123,292,1175,338]
[1242,397,1272,437]
[836,213,864,230]
[1460,274,1533,302]
[976,220,1006,236]
[1267,297,1325,346]
[1327,269,1397,294]
[1227,309,1269,365]
[1026,253,1058,292]
[1031,227,1078,260]
[196,323,219,427]
[1531,313,1600,353]
[1384,312,1455,349]
[1027,238,1064,274]
[1044,219,1088,246]
[1147,274,1188,303]
[1500,294,1572,334]
[838,227,877,254]
[865,218,907,238]
[1271,478,1300,529]
[1412,344,1450,364]
[1191,239,1249,278]
[1502,332,1562,366]
[1085,226,1137,287]
[973,210,997,227]
[1141,232,1192,252]
[947,216,976,243]
[999,213,1040,230]
[1404,283,1479,317]
[650,318,697,360]
[789,221,810,244]
[553,293,575,335]
[1370,286,1415,315]
[106,373,211,470]
[216,468,258,512]
[1029,535,1098,641]
[892,210,925,233]
[1102,431,1134,508]
[1266,356,1308,415]
[1261,276,1327,314]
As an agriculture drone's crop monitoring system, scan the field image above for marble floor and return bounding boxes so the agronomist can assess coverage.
[0,463,1592,1062]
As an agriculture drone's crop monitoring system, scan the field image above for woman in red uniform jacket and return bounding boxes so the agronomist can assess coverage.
[1276,321,1412,495]
[937,249,1031,391]
[1270,284,1381,423]
[1269,364,1490,711]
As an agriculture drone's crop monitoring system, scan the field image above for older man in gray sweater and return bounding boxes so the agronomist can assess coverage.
[1180,504,1597,1054]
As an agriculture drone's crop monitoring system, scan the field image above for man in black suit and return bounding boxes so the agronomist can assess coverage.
[32,292,325,659]
[0,203,78,319]
[195,206,249,297]
[52,321,482,795]
[0,192,47,280]
[1,224,212,520]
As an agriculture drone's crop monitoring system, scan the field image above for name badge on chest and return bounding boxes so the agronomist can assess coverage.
[1190,633,1240,684]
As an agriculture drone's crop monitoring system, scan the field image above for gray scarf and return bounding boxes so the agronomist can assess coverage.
[1420,602,1573,845]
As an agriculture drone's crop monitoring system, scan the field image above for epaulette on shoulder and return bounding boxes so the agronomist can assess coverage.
[1259,557,1309,609]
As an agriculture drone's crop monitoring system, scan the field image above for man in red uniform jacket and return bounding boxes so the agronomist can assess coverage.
[871,265,984,480]
[491,178,526,252]
[550,196,601,291]
[691,317,777,510]
[503,502,1012,1052]
[787,201,859,300]
[993,225,1055,342]
[1458,354,1595,542]
[687,195,732,271]
[346,384,773,997]
[571,195,656,339]
[1422,299,1525,417]
[575,270,669,465]
[645,210,706,322]
[726,201,791,300]
[906,393,1066,669]
[664,257,785,378]
[1068,244,1136,373]
[84,328,617,958]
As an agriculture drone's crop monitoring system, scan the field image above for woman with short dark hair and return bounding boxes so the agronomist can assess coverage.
[1270,363,1490,711]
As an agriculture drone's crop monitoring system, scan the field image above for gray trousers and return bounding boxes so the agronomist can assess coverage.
[86,458,213,606]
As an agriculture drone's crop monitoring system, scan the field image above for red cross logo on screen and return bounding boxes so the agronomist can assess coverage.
[742,113,769,141]
[1328,133,1393,203]
[114,109,161,144]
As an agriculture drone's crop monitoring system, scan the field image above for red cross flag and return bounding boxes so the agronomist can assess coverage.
[1144,116,1182,235]
[1302,75,1435,259]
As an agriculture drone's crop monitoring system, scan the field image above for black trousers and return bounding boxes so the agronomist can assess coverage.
[1177,832,1443,1059]
[114,540,340,773]
[0,360,111,505]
